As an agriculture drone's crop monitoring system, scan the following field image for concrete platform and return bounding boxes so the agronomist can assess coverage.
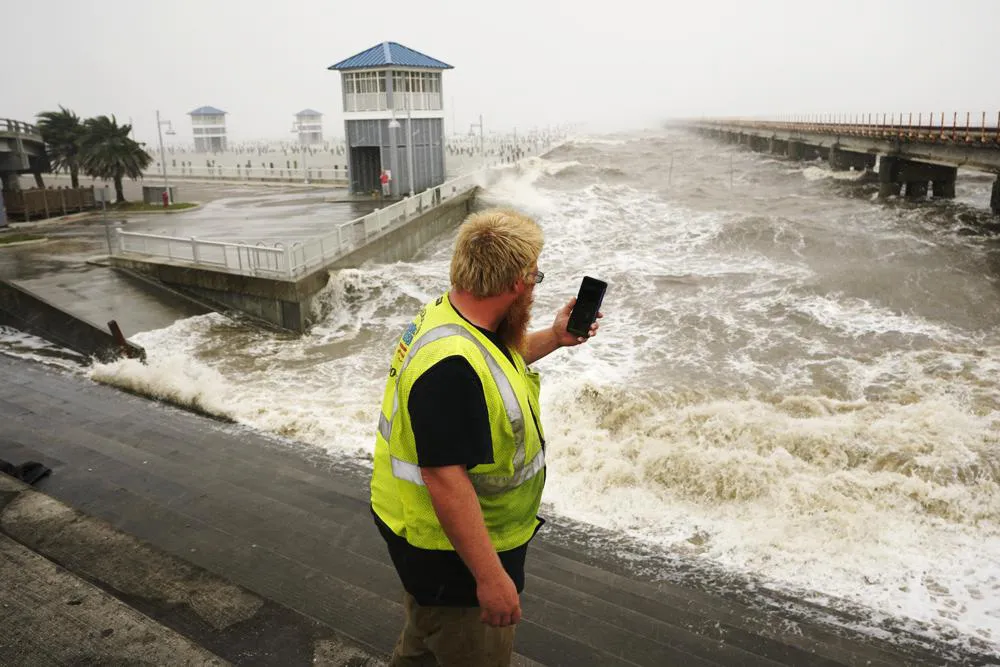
[0,355,994,666]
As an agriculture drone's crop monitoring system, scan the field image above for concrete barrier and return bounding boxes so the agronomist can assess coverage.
[0,279,146,362]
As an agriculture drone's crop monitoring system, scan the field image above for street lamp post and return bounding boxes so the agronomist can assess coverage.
[405,106,415,197]
[291,123,309,184]
[156,110,175,205]
[469,114,484,167]
[389,113,402,198]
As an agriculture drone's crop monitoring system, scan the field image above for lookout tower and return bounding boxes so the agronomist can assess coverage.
[328,42,452,197]
[189,106,228,153]
[294,109,323,145]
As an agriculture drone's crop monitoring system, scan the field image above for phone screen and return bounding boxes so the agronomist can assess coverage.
[567,276,607,337]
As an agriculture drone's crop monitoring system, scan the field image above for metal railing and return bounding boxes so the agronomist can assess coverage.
[344,93,388,112]
[694,111,1000,145]
[0,118,42,139]
[394,93,443,111]
[113,170,486,280]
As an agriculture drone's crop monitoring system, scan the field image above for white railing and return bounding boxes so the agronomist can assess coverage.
[146,165,349,183]
[116,231,290,276]
[345,93,388,112]
[113,171,487,280]
[393,93,443,111]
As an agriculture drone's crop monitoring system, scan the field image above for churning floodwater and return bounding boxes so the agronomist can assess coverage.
[7,129,1000,655]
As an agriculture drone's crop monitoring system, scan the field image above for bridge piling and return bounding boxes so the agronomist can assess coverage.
[878,156,903,198]
[931,170,958,198]
[1,172,20,192]
[879,156,957,201]
[991,177,1000,214]
[829,145,876,172]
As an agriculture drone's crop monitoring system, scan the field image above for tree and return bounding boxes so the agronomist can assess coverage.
[79,115,152,203]
[36,106,85,188]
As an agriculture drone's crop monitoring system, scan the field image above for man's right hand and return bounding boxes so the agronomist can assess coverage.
[477,571,522,627]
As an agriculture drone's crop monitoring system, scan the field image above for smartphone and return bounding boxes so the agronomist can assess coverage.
[567,276,607,337]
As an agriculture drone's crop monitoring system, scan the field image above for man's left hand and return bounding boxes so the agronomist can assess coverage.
[551,297,602,348]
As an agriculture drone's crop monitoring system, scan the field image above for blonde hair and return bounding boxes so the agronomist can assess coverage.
[450,209,544,298]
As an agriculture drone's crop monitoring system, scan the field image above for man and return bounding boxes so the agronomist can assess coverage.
[371,208,602,666]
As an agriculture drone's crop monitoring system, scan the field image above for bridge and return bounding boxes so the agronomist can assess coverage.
[684,112,1000,212]
[0,118,51,226]
[0,118,48,189]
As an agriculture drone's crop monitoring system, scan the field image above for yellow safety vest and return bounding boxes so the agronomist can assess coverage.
[371,293,546,552]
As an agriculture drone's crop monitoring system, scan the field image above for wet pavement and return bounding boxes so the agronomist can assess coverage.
[0,230,208,337]
[122,188,381,244]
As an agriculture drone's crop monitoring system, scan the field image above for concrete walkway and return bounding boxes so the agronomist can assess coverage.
[0,355,993,666]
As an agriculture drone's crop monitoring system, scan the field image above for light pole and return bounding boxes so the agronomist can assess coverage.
[388,114,400,198]
[290,122,309,184]
[156,110,175,204]
[405,106,415,197]
[469,114,484,167]
[390,108,413,197]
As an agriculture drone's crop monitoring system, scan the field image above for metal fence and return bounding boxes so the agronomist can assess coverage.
[113,170,486,280]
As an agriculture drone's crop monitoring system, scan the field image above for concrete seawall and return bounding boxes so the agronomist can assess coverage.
[0,279,145,362]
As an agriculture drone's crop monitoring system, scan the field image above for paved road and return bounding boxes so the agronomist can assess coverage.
[0,355,992,666]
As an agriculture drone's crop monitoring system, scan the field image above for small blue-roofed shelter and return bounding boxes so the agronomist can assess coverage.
[189,106,228,153]
[328,42,452,197]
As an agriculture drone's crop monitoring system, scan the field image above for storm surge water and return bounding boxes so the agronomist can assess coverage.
[50,130,1000,654]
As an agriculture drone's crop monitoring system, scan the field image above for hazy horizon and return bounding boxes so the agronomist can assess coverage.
[4,0,998,147]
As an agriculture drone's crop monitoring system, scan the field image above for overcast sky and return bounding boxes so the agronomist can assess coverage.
[4,0,998,147]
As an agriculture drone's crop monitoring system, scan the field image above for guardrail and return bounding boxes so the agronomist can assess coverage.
[113,170,485,279]
[0,118,42,138]
[692,111,1000,145]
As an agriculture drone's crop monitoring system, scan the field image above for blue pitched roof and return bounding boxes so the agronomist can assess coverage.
[328,42,453,71]
[295,109,323,117]
[189,106,226,116]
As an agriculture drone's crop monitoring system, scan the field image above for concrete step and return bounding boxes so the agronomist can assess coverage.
[0,530,229,667]
[0,473,385,666]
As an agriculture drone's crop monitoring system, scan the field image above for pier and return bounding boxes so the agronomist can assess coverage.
[107,172,483,331]
[685,113,1000,212]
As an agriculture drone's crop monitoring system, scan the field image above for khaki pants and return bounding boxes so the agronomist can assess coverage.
[389,593,515,667]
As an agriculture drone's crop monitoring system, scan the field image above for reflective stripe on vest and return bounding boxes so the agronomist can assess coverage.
[378,323,542,496]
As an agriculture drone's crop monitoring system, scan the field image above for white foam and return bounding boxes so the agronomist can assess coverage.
[0,325,88,371]
[539,372,1000,647]
[803,165,870,182]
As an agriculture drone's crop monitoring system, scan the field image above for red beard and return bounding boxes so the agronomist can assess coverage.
[497,289,534,356]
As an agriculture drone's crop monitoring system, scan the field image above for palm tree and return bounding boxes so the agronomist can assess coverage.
[36,106,85,188]
[79,115,152,203]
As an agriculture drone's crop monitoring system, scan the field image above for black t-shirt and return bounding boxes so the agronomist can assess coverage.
[374,315,540,607]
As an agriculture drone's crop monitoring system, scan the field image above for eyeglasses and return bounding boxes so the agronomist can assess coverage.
[526,270,545,285]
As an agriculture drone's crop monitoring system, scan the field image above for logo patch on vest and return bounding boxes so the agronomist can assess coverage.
[395,322,417,363]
